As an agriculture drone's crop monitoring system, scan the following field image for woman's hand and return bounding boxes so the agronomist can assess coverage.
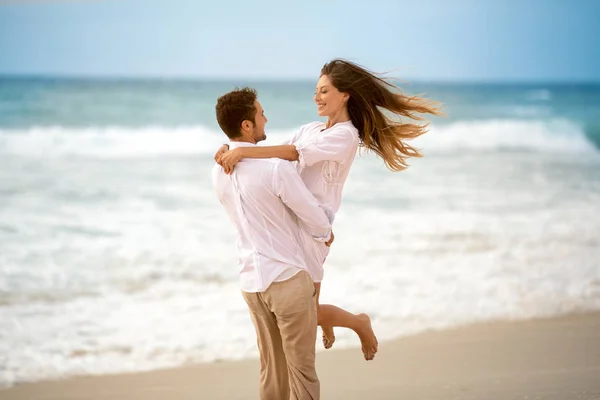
[214,144,229,162]
[325,231,334,247]
[217,148,244,174]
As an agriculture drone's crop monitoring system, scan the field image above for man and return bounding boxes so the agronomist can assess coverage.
[212,87,333,400]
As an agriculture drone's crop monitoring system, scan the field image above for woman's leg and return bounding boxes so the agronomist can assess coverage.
[313,282,335,349]
[314,282,378,360]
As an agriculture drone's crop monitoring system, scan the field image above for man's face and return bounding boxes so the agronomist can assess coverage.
[251,100,267,143]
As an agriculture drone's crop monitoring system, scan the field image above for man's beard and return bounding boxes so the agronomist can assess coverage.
[255,131,267,143]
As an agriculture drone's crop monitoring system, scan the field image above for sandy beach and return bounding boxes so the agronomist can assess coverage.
[2,312,599,400]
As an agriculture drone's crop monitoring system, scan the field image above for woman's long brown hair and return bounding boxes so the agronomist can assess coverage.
[321,59,443,171]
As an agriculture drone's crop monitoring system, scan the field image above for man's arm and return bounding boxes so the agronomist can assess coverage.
[273,161,333,242]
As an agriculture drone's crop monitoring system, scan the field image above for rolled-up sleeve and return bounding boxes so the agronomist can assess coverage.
[295,127,358,169]
[284,122,314,146]
[273,161,333,242]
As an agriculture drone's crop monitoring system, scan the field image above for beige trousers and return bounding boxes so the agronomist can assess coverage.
[242,270,319,400]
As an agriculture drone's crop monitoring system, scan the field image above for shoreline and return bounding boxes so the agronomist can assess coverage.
[2,312,600,399]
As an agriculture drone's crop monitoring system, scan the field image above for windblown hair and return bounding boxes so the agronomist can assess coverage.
[215,87,257,138]
[321,59,443,171]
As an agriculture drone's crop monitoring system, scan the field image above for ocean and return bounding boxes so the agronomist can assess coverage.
[1,77,599,386]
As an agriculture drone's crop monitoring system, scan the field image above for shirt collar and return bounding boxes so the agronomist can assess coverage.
[228,141,257,150]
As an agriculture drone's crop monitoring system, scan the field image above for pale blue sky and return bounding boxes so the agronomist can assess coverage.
[1,0,599,81]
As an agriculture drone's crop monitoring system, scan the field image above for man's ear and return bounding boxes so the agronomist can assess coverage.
[241,120,251,132]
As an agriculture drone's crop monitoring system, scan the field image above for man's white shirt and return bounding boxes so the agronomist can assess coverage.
[212,141,333,292]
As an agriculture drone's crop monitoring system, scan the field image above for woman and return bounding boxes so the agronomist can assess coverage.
[215,59,442,360]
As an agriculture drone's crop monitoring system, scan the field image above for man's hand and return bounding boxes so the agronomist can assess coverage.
[325,231,335,247]
[214,144,229,162]
[217,148,244,174]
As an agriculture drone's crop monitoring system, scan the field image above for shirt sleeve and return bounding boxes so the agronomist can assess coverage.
[282,122,314,146]
[273,161,333,242]
[294,126,358,169]
[211,164,224,204]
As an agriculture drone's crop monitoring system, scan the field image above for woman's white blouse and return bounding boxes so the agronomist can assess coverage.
[289,120,359,214]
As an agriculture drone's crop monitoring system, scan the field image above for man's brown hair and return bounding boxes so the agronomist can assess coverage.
[215,87,258,139]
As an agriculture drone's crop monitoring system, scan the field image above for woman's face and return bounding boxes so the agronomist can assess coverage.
[314,74,349,117]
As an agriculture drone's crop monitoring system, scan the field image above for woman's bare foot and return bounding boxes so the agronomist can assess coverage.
[322,326,335,349]
[355,313,378,361]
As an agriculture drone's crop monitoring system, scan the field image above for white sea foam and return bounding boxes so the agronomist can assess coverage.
[0,118,597,158]
[1,127,599,388]
[414,118,596,154]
